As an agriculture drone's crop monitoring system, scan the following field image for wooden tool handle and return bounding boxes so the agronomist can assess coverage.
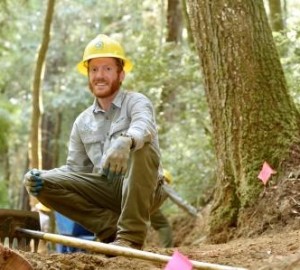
[17,228,247,270]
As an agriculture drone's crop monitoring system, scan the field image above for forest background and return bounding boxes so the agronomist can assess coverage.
[0,0,299,224]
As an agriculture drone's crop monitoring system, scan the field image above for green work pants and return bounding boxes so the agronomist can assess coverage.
[36,143,167,245]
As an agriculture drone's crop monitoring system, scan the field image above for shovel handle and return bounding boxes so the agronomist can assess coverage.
[17,228,247,270]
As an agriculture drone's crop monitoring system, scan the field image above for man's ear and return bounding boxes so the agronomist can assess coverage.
[120,70,125,82]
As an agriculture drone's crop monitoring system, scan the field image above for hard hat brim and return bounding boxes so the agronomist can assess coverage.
[76,54,133,76]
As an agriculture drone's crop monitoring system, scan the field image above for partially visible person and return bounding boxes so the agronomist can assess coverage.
[33,202,54,253]
[149,169,174,248]
[23,34,167,251]
[150,208,173,248]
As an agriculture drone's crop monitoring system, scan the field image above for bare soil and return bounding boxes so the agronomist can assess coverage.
[17,222,300,270]
[13,176,300,269]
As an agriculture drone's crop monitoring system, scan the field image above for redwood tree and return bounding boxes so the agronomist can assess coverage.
[186,0,300,241]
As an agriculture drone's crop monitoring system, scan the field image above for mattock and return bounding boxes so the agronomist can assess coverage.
[0,209,40,252]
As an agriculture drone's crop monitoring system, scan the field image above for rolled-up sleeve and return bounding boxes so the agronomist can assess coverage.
[125,93,158,150]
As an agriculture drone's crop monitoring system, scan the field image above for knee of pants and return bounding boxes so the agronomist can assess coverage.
[129,143,160,169]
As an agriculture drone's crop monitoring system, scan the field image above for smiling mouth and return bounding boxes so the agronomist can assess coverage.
[94,81,108,88]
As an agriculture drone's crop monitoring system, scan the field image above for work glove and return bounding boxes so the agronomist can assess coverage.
[24,169,44,197]
[101,136,132,181]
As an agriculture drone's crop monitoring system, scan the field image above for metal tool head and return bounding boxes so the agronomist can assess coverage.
[0,209,40,252]
[0,243,33,270]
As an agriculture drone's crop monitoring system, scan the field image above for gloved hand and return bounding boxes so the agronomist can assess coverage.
[101,136,132,181]
[24,169,44,197]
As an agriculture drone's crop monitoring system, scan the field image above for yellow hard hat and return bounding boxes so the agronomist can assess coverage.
[163,169,173,184]
[77,34,133,76]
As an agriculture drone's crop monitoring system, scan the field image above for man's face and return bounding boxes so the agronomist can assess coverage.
[88,57,125,99]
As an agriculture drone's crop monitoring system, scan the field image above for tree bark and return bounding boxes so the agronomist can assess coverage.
[29,0,55,169]
[186,0,300,241]
[166,0,183,43]
[181,0,194,46]
[27,0,55,213]
[42,111,62,169]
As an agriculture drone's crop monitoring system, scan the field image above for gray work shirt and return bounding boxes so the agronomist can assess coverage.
[59,90,160,173]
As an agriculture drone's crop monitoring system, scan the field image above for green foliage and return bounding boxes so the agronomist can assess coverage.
[0,100,14,154]
[0,179,9,208]
[44,0,216,208]
[273,26,300,106]
[125,32,216,206]
[1,0,300,212]
[0,0,221,210]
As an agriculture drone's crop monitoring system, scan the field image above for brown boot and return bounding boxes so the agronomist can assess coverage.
[96,233,116,244]
[110,238,143,250]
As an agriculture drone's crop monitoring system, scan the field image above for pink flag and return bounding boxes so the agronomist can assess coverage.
[164,250,192,270]
[258,161,276,185]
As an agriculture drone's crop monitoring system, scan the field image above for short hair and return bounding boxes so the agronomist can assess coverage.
[114,58,124,72]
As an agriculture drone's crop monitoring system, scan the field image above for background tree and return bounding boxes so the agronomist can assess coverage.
[267,0,285,32]
[181,0,194,46]
[0,1,299,225]
[0,0,44,208]
[186,0,300,242]
[166,0,183,43]
[29,0,56,170]
[25,0,56,210]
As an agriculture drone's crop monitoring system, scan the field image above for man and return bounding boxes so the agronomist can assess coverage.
[24,34,167,250]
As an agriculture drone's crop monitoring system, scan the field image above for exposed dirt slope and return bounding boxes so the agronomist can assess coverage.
[13,174,300,269]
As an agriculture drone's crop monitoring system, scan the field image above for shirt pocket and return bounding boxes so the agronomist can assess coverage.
[110,117,131,137]
[81,132,106,166]
[81,133,105,144]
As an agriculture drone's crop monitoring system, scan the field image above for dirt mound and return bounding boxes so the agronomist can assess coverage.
[236,174,300,239]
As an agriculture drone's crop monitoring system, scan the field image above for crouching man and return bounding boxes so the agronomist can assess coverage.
[24,34,167,250]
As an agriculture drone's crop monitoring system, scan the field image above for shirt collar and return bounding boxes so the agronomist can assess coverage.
[92,90,125,113]
[112,90,125,108]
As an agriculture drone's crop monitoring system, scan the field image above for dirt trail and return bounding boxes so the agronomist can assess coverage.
[16,226,300,270]
[10,175,300,269]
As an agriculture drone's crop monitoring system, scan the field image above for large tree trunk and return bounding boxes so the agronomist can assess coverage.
[186,0,300,242]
